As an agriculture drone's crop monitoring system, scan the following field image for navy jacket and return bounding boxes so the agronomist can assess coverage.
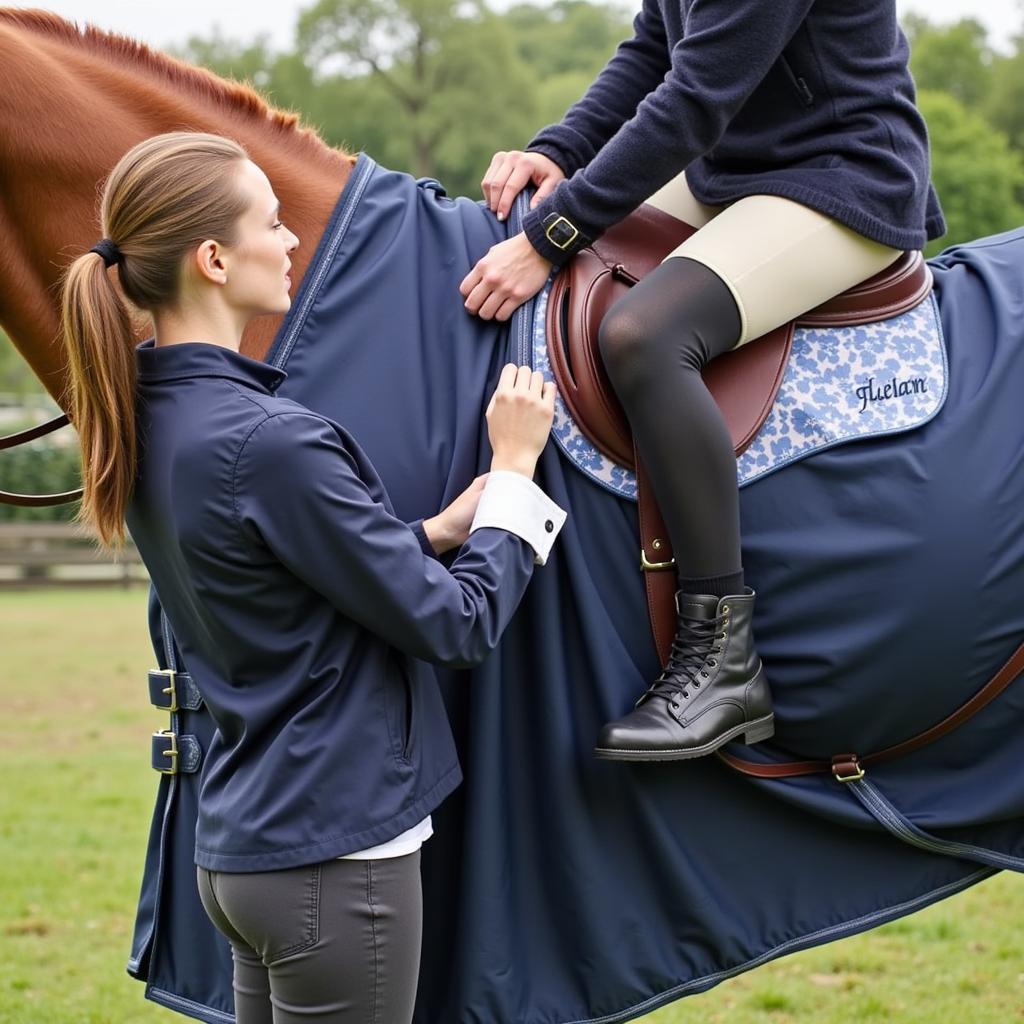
[523,0,945,265]
[126,340,538,872]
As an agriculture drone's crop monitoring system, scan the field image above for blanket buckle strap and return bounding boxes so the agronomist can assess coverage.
[718,637,1024,781]
[152,730,179,775]
[831,753,865,783]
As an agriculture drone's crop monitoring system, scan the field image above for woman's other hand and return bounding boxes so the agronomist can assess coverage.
[486,363,557,478]
[422,475,489,554]
[459,232,552,322]
[481,150,566,223]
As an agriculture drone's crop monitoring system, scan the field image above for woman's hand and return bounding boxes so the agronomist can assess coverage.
[486,363,557,478]
[422,475,489,555]
[460,232,552,322]
[481,150,566,222]
[421,366,556,553]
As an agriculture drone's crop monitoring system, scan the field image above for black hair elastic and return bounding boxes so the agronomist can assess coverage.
[89,238,122,268]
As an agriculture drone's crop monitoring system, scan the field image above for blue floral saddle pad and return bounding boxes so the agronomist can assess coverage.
[530,284,949,499]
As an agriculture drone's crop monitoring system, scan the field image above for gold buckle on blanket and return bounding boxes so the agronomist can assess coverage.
[153,730,179,775]
[831,754,865,783]
[152,668,179,713]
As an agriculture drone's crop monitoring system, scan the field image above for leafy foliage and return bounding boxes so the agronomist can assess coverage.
[0,435,81,523]
[0,331,39,397]
[919,89,1024,254]
[906,15,994,109]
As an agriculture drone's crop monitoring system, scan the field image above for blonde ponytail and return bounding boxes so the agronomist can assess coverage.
[62,251,137,546]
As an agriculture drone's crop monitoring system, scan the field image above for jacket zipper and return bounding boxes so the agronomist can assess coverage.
[779,55,815,107]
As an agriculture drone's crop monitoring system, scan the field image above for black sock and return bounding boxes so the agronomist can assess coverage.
[680,570,745,600]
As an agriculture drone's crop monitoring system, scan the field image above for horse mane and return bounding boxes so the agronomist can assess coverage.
[0,8,349,159]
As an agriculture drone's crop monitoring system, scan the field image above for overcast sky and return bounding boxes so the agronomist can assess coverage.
[5,0,1023,53]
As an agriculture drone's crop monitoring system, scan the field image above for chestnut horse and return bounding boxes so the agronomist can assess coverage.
[4,9,1024,1024]
[0,8,348,400]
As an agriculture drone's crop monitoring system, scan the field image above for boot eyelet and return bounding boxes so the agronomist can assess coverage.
[700,670,708,677]
[721,604,729,613]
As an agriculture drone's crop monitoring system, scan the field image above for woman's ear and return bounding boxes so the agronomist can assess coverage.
[192,239,229,286]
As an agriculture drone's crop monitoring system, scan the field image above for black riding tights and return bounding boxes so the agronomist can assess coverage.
[598,257,745,597]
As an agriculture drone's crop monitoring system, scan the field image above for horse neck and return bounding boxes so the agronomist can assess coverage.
[0,11,354,404]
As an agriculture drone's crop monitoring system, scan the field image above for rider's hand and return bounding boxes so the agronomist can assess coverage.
[482,150,566,223]
[486,363,557,479]
[460,232,552,322]
[422,474,489,554]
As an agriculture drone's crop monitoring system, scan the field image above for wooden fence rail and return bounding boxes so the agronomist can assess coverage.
[0,522,148,588]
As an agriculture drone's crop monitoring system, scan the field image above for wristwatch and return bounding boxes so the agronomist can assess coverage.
[542,212,589,252]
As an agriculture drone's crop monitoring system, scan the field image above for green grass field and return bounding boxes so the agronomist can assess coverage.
[1,588,1021,1023]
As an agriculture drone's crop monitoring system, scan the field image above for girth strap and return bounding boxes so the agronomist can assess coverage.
[717,637,1024,779]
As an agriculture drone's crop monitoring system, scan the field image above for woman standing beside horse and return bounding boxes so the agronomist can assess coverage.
[60,131,566,1024]
[461,0,945,761]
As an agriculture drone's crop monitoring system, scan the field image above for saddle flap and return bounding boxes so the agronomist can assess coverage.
[546,211,793,469]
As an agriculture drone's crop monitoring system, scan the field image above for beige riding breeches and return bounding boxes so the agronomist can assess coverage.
[643,172,903,345]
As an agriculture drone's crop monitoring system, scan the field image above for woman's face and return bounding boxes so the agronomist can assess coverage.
[219,159,300,318]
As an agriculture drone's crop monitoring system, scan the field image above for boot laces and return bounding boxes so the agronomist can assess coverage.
[646,611,726,705]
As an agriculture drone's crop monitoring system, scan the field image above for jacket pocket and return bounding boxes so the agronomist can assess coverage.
[383,655,416,765]
[779,54,815,108]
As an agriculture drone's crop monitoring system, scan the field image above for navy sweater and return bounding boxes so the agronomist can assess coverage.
[523,0,945,265]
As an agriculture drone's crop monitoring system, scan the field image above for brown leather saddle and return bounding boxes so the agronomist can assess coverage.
[545,201,933,668]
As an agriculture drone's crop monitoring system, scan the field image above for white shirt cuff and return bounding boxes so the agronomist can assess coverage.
[469,470,567,565]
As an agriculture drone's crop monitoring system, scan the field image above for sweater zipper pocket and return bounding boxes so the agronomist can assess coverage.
[779,55,815,108]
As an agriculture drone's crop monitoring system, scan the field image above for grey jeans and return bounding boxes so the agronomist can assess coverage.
[196,851,422,1024]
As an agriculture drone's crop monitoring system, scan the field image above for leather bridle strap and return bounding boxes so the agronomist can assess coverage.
[717,637,1024,779]
[0,413,84,507]
[0,413,71,450]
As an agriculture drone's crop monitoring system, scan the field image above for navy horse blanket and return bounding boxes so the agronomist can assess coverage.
[129,155,1024,1024]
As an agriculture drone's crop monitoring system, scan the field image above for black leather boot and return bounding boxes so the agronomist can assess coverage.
[594,588,774,761]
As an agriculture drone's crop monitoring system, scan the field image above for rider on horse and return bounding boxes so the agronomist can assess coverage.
[461,0,945,761]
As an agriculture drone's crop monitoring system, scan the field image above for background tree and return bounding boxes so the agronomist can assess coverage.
[296,0,540,194]
[505,0,632,124]
[0,330,39,398]
[918,89,1024,254]
[905,15,993,109]
[986,36,1024,154]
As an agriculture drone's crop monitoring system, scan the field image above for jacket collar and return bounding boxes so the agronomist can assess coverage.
[136,339,287,394]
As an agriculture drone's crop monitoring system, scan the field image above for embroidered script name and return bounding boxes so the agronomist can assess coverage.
[855,375,927,413]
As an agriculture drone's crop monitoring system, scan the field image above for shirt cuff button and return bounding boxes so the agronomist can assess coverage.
[545,520,554,533]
